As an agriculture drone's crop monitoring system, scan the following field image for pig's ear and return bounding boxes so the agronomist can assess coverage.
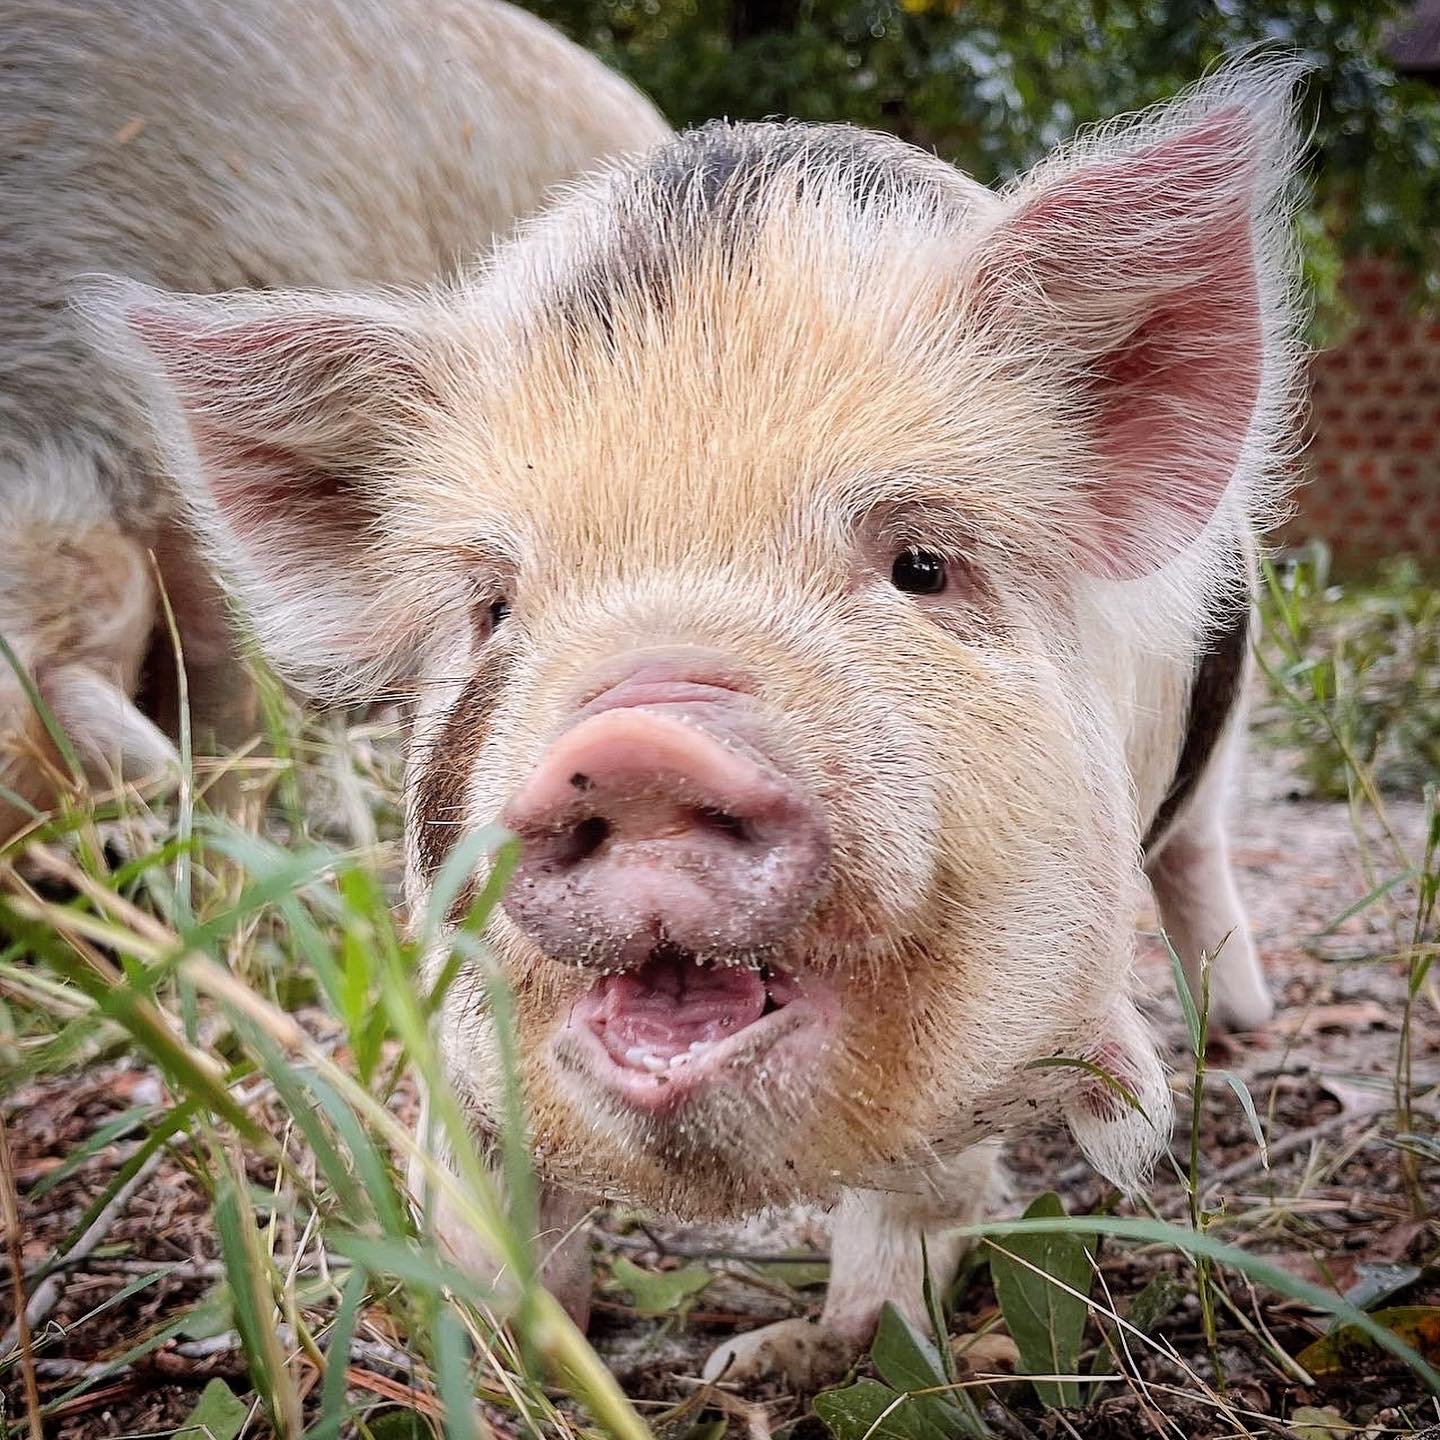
[968,63,1303,578]
[80,279,450,700]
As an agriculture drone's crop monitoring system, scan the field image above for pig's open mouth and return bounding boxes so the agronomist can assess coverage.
[558,949,838,1112]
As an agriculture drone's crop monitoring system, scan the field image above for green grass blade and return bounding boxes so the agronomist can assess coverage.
[314,1265,369,1439]
[1162,929,1203,1054]
[1216,1069,1270,1170]
[435,1304,481,1440]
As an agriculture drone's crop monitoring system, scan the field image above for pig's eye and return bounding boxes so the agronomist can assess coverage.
[891,549,947,595]
[473,595,511,641]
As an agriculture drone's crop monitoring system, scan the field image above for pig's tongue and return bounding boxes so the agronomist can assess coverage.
[592,955,768,1071]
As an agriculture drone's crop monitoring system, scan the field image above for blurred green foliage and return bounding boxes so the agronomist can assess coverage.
[1259,546,1440,799]
[529,0,1440,334]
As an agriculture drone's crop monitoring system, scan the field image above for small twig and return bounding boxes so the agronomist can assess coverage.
[1,1108,46,1440]
[2,1146,166,1355]
[345,1364,444,1418]
[14,1255,229,1282]
[980,1401,1034,1440]
[183,1325,420,1379]
[31,1329,420,1388]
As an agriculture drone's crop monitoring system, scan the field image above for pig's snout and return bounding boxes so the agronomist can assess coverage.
[503,679,829,966]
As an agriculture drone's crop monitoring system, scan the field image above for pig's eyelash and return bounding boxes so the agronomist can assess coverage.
[854,495,982,565]
[885,517,978,564]
[886,534,972,570]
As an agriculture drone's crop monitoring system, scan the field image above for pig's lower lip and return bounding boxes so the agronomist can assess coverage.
[558,952,838,1113]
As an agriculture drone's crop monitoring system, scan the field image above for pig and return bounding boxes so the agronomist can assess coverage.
[0,0,669,834]
[88,58,1301,1388]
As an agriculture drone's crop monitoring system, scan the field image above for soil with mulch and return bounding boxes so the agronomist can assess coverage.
[3,740,1437,1439]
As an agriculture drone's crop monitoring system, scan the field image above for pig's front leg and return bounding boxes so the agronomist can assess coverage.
[703,1144,1006,1392]
[418,1131,595,1328]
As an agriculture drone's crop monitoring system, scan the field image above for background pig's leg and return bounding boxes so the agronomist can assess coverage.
[704,1144,1006,1390]
[0,463,179,838]
[1146,712,1273,1033]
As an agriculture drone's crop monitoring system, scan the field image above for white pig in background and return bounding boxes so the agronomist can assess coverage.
[0,0,669,832]
[92,59,1301,1389]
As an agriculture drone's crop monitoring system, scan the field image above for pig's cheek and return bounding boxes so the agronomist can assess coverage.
[824,751,941,936]
[1061,996,1173,1191]
[434,989,504,1118]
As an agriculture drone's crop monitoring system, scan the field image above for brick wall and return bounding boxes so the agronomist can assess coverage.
[1294,256,1440,566]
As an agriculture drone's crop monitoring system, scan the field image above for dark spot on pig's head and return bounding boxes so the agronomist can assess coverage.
[411,654,516,886]
[550,120,974,344]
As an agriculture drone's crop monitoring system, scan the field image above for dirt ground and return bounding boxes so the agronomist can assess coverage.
[2,738,1437,1439]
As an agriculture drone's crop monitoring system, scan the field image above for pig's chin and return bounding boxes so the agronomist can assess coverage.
[553,950,839,1116]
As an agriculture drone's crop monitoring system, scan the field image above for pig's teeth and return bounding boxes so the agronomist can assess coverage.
[624,1046,650,1067]
[639,1052,668,1074]
[688,1040,709,1053]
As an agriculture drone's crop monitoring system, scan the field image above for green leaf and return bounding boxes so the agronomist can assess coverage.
[987,1193,1094,1409]
[329,1234,497,1313]
[1216,1069,1270,1169]
[1023,1054,1149,1119]
[1126,1275,1184,1336]
[1342,1264,1422,1315]
[29,1102,154,1200]
[608,1256,712,1317]
[176,1378,249,1440]
[213,1155,301,1438]
[813,1380,956,1440]
[678,1422,728,1440]
[316,1266,368,1436]
[1162,930,1203,1054]
[872,1303,949,1392]
[749,1259,831,1290]
[1090,1272,1186,1378]
[950,1215,1440,1394]
[1289,1405,1350,1440]
[870,1304,989,1440]
[1319,868,1417,936]
[42,1104,196,1277]
[0,629,84,784]
[434,1304,481,1440]
[920,1236,956,1385]
[43,1305,218,1413]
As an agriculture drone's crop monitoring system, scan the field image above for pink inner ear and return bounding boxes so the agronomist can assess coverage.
[992,111,1268,578]
[1084,229,1262,579]
[122,301,433,558]
[196,439,366,551]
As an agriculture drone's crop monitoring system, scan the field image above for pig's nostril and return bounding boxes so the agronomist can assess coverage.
[503,706,831,965]
[554,815,611,867]
[695,807,750,843]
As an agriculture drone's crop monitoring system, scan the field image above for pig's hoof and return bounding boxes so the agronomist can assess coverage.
[1208,992,1274,1036]
[703,1318,856,1393]
[1207,967,1275,1034]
